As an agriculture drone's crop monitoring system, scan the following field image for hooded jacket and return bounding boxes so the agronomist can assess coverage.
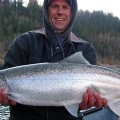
[43,0,77,53]
[2,0,97,120]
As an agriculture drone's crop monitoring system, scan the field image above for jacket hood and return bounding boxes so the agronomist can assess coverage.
[43,0,78,57]
[43,0,78,33]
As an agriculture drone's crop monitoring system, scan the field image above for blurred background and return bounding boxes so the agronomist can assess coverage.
[0,0,120,65]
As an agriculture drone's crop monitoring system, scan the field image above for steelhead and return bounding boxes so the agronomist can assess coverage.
[0,52,120,117]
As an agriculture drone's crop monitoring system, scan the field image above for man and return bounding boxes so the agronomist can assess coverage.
[0,0,118,120]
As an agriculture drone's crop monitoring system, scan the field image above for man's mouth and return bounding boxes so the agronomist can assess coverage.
[55,18,65,21]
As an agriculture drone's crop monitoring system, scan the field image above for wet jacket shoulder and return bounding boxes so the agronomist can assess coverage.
[2,28,97,69]
[2,29,47,69]
[69,32,97,65]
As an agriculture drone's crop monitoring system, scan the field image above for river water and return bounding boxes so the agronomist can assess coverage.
[0,105,9,120]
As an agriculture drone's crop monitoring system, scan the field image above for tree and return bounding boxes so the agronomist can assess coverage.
[17,0,24,15]
[27,0,43,28]
[3,0,11,17]
[0,0,4,42]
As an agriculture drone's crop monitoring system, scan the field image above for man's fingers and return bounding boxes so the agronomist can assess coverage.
[11,100,17,106]
[0,89,3,103]
[102,98,107,107]
[79,92,88,109]
[94,92,107,107]
[2,92,9,105]
[80,88,95,109]
[80,88,108,110]
[87,88,94,108]
[0,89,16,105]
[2,94,16,105]
[94,92,103,107]
[0,89,4,103]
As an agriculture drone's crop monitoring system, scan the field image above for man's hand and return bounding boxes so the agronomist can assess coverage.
[79,88,107,110]
[0,89,16,105]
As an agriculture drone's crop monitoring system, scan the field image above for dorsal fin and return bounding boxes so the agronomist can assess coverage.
[61,52,90,65]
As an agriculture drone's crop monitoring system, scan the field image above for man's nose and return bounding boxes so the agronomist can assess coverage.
[57,7,63,14]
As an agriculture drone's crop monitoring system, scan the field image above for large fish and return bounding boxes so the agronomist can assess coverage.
[0,52,120,117]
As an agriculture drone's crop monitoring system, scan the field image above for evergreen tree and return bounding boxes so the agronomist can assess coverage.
[0,0,4,42]
[0,2,120,63]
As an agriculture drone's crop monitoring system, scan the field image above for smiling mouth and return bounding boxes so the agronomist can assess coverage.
[55,18,65,21]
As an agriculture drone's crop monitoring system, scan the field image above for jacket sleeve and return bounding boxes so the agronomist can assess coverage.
[2,32,31,69]
[82,42,98,65]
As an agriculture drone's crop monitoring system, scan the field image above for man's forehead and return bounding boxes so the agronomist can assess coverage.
[49,0,67,2]
[49,0,70,4]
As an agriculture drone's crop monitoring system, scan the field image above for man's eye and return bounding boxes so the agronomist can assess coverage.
[63,6,70,10]
[51,5,58,8]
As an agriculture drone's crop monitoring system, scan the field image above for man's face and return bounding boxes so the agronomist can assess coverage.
[48,0,71,33]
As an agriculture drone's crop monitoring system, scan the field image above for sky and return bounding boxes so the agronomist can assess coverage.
[23,0,120,19]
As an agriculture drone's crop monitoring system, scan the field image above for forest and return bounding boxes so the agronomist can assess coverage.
[0,0,120,65]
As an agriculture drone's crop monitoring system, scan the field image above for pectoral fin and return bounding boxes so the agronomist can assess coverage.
[62,52,90,117]
[65,104,79,117]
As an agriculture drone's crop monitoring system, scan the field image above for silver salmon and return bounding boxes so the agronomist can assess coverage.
[0,52,120,117]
